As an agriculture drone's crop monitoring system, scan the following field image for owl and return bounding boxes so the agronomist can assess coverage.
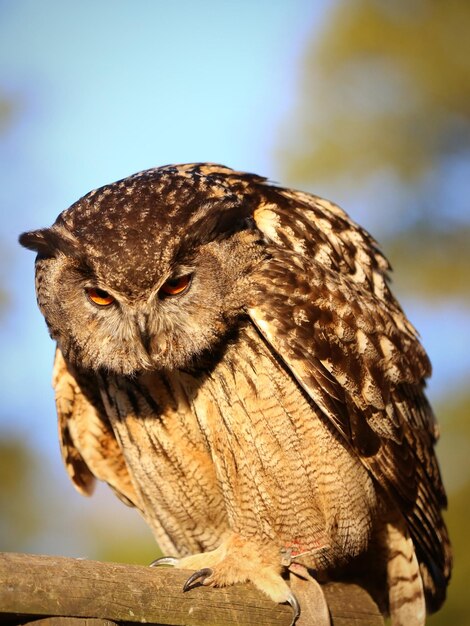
[20,163,451,625]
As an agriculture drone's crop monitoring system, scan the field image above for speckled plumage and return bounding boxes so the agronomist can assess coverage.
[20,163,451,625]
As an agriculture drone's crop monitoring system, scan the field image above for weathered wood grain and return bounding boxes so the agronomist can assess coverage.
[19,613,118,626]
[0,552,384,626]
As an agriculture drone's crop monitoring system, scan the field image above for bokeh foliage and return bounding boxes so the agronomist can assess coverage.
[279,1,470,624]
[280,0,470,303]
[0,438,41,549]
[282,0,470,184]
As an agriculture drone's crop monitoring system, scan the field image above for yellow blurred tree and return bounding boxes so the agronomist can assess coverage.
[279,0,470,302]
[0,438,42,549]
[434,390,470,625]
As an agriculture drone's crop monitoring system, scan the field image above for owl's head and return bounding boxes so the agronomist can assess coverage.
[19,164,267,375]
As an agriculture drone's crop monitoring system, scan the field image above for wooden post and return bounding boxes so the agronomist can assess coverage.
[0,552,384,626]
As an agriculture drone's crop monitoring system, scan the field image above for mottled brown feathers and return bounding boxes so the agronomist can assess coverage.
[20,163,451,624]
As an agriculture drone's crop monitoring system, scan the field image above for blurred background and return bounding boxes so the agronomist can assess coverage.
[0,1,469,624]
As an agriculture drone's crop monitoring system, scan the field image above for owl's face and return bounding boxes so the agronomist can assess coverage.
[20,165,266,375]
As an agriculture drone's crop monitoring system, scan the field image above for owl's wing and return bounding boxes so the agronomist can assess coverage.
[248,190,450,595]
[53,348,140,508]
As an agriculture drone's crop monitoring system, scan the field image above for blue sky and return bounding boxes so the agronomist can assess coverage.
[0,0,321,212]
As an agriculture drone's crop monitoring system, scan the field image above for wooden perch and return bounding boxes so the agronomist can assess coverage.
[0,552,384,626]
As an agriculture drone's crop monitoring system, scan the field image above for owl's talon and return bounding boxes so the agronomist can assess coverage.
[286,590,301,626]
[183,567,213,591]
[149,556,179,567]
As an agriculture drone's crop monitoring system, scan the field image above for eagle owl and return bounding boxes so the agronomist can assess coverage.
[20,163,451,625]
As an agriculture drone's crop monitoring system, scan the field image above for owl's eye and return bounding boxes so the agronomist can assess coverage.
[86,287,115,307]
[159,274,192,297]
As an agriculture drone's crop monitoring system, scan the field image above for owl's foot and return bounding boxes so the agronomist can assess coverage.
[152,534,300,625]
[182,566,300,624]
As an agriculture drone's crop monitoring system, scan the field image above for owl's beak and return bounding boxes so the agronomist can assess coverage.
[136,313,152,354]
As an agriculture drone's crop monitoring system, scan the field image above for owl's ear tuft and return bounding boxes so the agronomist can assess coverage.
[19,229,53,255]
[19,228,77,257]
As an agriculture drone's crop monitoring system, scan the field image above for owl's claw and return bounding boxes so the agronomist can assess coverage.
[287,590,301,626]
[149,555,179,567]
[183,567,213,591]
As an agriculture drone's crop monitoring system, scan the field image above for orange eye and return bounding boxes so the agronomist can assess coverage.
[160,274,191,297]
[86,287,115,307]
